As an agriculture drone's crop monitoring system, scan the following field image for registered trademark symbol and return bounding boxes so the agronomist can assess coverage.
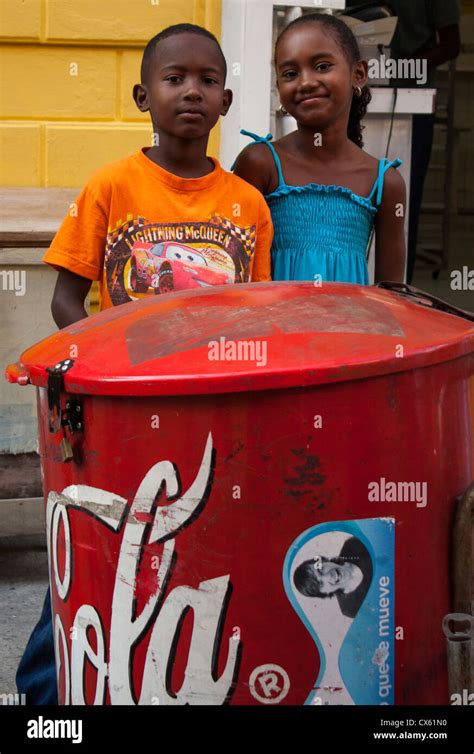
[249,664,290,704]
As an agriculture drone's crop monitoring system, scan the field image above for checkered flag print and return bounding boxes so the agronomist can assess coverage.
[209,214,256,258]
[105,217,147,261]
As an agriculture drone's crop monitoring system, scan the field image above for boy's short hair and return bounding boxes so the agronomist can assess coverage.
[141,23,227,84]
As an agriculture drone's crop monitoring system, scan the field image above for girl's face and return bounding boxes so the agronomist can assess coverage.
[276,24,367,130]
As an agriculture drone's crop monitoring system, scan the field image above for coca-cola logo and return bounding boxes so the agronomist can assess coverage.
[46,433,241,705]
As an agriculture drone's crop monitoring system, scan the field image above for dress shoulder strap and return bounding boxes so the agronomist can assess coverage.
[233,129,286,188]
[368,157,403,206]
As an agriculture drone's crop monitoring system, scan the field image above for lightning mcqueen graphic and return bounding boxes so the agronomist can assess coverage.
[129,241,234,294]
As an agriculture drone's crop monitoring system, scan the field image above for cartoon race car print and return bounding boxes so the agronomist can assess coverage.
[129,241,234,294]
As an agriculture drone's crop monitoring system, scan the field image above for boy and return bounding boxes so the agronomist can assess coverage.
[17,23,272,704]
[47,23,271,327]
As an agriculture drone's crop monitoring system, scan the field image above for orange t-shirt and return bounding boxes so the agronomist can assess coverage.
[43,149,273,310]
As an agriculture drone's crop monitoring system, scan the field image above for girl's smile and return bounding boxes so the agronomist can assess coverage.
[297,94,330,109]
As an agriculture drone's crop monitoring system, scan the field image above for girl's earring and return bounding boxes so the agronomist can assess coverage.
[353,86,363,98]
[279,104,288,115]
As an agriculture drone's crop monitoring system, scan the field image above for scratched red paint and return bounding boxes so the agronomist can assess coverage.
[4,281,474,705]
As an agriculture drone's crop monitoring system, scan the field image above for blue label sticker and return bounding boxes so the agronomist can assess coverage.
[283,518,395,705]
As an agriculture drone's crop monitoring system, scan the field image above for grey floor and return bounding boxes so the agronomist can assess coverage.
[0,217,471,701]
[0,532,49,698]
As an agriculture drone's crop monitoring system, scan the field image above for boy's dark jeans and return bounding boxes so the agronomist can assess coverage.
[16,586,58,705]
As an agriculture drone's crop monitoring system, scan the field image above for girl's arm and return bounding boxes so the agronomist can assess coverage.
[232,144,275,196]
[374,168,407,283]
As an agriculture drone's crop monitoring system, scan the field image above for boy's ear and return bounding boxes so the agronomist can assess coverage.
[220,89,233,117]
[133,83,150,113]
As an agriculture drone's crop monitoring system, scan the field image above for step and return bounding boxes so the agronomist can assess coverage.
[419,242,444,252]
[420,203,446,213]
[0,497,45,538]
[0,187,78,247]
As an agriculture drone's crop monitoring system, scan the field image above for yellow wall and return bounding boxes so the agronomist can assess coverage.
[0,0,222,187]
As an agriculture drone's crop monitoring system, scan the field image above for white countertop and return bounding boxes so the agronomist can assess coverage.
[279,0,346,7]
[367,88,436,115]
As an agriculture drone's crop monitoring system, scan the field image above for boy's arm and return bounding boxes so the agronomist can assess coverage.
[43,178,109,329]
[374,168,407,283]
[251,196,273,282]
[51,269,92,328]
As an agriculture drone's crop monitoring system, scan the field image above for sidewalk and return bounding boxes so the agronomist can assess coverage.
[0,516,48,696]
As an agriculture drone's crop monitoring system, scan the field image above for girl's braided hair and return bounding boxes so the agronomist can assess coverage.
[275,13,372,149]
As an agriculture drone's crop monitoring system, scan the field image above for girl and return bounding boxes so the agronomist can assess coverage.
[233,13,406,285]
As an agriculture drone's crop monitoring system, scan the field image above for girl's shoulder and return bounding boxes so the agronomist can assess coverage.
[360,148,406,209]
[360,145,403,174]
[376,163,406,209]
[233,140,279,195]
[235,139,275,168]
[361,145,405,181]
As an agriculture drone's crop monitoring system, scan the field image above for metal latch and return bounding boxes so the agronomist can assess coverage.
[442,613,473,701]
[46,359,83,462]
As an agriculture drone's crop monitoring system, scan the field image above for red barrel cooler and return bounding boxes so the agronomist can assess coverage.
[6,282,474,706]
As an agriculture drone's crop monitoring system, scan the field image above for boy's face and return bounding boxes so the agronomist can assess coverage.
[134,33,232,140]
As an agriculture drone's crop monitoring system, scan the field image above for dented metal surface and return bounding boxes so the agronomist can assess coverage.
[5,282,474,396]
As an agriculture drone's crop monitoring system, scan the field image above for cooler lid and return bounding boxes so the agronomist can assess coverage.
[5,282,474,396]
